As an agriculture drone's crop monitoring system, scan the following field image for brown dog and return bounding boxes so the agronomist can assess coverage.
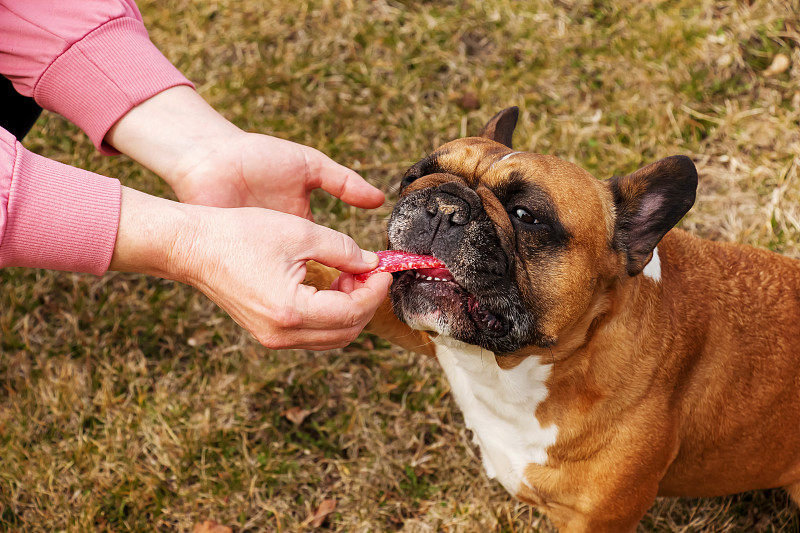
[307,107,800,532]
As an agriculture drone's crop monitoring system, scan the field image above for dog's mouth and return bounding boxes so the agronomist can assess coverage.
[358,250,510,339]
[401,265,510,338]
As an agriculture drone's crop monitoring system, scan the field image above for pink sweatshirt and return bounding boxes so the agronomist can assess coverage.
[0,1,193,274]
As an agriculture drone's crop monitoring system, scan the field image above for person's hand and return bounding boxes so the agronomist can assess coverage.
[106,86,385,217]
[169,131,384,219]
[183,207,392,349]
[110,188,392,350]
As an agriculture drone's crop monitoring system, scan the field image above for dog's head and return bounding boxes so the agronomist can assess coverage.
[387,107,697,355]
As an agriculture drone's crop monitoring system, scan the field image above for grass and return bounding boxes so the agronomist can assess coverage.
[1,0,799,531]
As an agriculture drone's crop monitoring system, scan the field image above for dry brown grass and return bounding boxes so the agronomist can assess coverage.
[1,0,799,531]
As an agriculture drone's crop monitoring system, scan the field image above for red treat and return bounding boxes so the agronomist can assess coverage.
[355,250,446,282]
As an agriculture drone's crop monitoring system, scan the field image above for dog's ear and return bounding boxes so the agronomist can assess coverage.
[478,107,519,149]
[607,155,697,276]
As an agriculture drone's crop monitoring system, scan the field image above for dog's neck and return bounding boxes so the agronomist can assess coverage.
[432,336,558,495]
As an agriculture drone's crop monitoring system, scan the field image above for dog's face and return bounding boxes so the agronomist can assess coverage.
[387,108,697,354]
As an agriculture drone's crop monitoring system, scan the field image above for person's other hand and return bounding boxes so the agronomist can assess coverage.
[110,188,392,350]
[106,86,385,217]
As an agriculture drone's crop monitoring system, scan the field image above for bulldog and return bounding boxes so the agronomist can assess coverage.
[306,107,800,532]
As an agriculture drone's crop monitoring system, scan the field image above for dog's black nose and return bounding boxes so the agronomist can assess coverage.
[425,182,482,226]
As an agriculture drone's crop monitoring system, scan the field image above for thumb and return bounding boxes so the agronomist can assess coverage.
[312,152,385,209]
[302,224,379,274]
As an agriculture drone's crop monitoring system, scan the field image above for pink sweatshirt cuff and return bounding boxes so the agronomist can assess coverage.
[33,16,193,155]
[0,135,121,274]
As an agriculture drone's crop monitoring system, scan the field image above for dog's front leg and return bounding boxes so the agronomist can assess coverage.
[542,495,655,533]
[551,515,642,533]
[520,452,665,533]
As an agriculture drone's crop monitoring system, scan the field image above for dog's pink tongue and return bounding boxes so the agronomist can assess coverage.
[355,250,445,282]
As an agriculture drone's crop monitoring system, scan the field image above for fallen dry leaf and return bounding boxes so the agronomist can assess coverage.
[283,406,312,425]
[763,53,790,76]
[311,498,337,528]
[192,520,232,533]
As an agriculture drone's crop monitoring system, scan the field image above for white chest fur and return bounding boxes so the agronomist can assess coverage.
[433,337,558,495]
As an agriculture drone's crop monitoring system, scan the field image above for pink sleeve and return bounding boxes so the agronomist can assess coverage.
[0,0,194,154]
[0,127,121,274]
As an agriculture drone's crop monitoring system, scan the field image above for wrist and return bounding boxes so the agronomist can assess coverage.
[109,186,202,284]
[105,86,242,188]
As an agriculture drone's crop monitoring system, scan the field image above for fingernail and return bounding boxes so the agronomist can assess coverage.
[361,250,378,265]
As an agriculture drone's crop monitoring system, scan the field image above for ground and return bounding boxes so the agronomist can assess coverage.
[1,0,799,531]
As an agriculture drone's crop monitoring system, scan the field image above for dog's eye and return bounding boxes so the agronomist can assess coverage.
[513,207,539,225]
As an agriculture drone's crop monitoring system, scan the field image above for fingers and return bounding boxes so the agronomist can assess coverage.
[258,274,392,350]
[332,272,353,293]
[297,272,391,330]
[258,324,365,351]
[333,271,393,295]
